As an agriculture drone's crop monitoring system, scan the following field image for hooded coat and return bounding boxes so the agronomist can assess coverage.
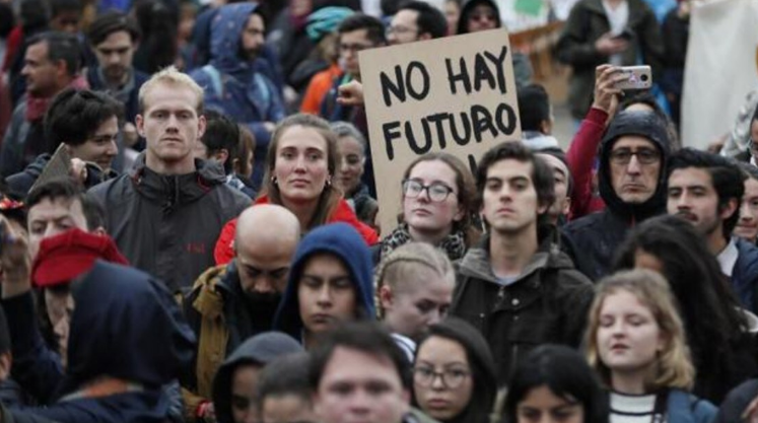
[563,111,671,281]
[189,3,286,189]
[211,332,303,423]
[88,155,251,292]
[273,223,375,342]
[4,260,196,423]
[455,0,532,89]
[449,228,595,384]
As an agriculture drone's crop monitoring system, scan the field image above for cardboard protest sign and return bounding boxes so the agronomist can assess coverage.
[360,28,521,234]
[30,144,72,193]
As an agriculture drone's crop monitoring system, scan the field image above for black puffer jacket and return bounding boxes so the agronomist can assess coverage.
[449,229,594,384]
[563,111,671,281]
[88,156,250,292]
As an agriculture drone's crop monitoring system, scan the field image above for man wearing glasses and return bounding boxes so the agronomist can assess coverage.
[386,1,448,46]
[564,110,671,281]
[449,141,594,384]
[181,204,301,422]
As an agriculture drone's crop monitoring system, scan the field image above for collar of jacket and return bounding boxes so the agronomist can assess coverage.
[129,155,226,209]
[457,226,567,285]
[581,0,653,24]
[191,263,235,320]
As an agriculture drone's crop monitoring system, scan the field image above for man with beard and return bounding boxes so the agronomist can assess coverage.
[666,148,758,313]
[189,2,285,189]
[85,12,146,151]
[181,204,300,422]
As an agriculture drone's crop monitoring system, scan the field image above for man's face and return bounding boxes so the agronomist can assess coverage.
[608,136,661,204]
[236,234,296,304]
[22,41,60,98]
[537,153,570,223]
[93,30,137,85]
[241,13,265,61]
[339,29,377,80]
[68,115,119,172]
[50,11,80,34]
[298,254,356,336]
[314,346,410,423]
[667,167,733,238]
[481,159,545,235]
[137,82,206,168]
[387,10,421,45]
[27,197,89,258]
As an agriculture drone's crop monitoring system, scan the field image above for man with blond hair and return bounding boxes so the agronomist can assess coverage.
[89,67,250,292]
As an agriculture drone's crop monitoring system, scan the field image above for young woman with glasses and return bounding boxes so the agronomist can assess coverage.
[376,152,480,264]
[413,317,497,423]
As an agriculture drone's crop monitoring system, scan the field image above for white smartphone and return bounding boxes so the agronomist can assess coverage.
[615,65,652,90]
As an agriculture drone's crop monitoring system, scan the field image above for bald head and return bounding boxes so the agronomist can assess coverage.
[235,205,301,297]
[236,204,301,249]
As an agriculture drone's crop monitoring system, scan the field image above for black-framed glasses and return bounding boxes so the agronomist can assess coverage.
[608,148,660,165]
[413,367,470,388]
[402,179,455,202]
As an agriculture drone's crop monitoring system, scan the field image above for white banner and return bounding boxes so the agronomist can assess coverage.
[681,0,758,150]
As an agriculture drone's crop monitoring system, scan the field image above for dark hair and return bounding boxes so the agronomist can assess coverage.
[44,88,123,150]
[397,0,448,39]
[87,11,141,46]
[49,0,81,17]
[613,214,755,401]
[20,0,49,32]
[234,126,255,179]
[401,152,480,243]
[26,178,105,231]
[415,317,497,423]
[476,142,555,219]
[309,321,411,390]
[27,31,82,76]
[504,345,609,423]
[517,84,550,132]
[0,3,15,38]
[0,306,9,356]
[133,0,178,74]
[338,13,386,45]
[667,148,746,239]
[201,110,240,175]
[739,162,758,181]
[256,352,312,408]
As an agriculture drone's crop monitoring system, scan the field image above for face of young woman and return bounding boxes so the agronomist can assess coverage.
[402,160,463,238]
[413,336,473,421]
[596,290,664,377]
[516,385,585,423]
[274,125,331,205]
[381,267,453,340]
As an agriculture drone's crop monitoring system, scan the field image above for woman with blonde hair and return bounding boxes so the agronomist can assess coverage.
[585,269,717,423]
[375,242,456,360]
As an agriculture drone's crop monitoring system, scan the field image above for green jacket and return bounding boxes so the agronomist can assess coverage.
[556,0,664,119]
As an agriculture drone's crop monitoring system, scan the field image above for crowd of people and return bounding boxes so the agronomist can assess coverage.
[0,0,754,422]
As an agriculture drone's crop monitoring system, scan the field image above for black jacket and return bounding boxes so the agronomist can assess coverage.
[88,157,250,292]
[449,230,594,384]
[732,239,758,313]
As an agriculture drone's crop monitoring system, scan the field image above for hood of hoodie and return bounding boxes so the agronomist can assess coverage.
[212,332,303,423]
[128,154,226,214]
[209,3,260,81]
[62,260,196,393]
[456,0,501,35]
[598,110,670,221]
[273,223,375,340]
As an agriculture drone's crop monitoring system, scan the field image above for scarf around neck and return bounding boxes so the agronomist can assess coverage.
[381,224,467,262]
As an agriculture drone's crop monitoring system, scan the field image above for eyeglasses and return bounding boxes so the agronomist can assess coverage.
[402,179,455,202]
[608,148,660,165]
[413,367,470,388]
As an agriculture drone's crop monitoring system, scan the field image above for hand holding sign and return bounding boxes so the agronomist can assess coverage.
[360,29,522,233]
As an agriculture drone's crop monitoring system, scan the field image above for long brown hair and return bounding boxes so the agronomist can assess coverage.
[400,152,480,246]
[260,114,342,231]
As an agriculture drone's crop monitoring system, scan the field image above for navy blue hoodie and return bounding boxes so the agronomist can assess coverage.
[274,223,375,341]
[11,260,196,423]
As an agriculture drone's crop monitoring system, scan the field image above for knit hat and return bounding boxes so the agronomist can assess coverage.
[306,7,355,42]
[32,228,128,288]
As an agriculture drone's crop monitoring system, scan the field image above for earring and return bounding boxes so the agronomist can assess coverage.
[271,176,278,185]
[325,178,332,188]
